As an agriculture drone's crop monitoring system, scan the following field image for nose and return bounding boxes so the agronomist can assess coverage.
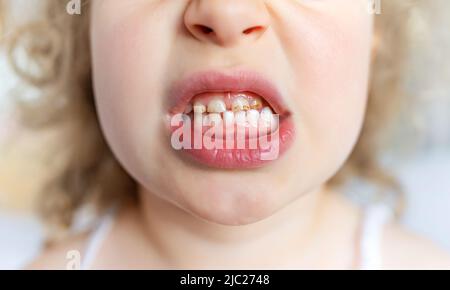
[184,0,270,47]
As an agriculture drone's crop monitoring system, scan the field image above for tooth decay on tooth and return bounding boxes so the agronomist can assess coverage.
[185,93,278,133]
[232,96,250,112]
[249,98,262,110]
[190,93,266,113]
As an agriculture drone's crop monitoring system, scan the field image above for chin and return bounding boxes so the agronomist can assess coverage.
[180,186,281,226]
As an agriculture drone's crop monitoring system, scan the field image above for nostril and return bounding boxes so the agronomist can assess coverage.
[243,26,265,35]
[194,24,214,35]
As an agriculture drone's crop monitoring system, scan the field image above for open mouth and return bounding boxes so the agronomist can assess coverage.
[183,91,279,139]
[167,70,295,169]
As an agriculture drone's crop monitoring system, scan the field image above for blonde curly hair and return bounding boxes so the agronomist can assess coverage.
[1,0,419,237]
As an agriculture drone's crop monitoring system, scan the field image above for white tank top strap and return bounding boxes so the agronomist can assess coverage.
[78,203,392,269]
[80,206,118,270]
[357,203,393,270]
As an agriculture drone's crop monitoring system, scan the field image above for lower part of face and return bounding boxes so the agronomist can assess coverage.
[91,0,373,225]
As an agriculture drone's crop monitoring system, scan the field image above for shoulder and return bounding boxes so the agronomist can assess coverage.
[382,223,450,269]
[26,233,89,270]
[27,205,127,270]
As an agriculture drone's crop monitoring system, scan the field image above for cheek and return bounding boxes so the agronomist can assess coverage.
[90,5,174,175]
[284,7,373,165]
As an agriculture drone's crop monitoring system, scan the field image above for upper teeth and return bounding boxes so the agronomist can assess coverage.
[193,102,206,114]
[207,98,227,113]
[204,113,222,126]
[234,111,247,126]
[184,94,278,133]
[249,98,262,110]
[223,111,235,127]
[260,107,278,131]
[260,106,273,122]
[232,96,250,112]
[246,109,260,127]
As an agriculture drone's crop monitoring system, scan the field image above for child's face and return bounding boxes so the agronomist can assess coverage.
[90,0,373,225]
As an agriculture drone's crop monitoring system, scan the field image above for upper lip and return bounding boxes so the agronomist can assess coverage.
[167,70,290,116]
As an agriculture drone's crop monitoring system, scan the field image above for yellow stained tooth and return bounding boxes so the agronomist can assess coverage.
[249,98,262,110]
[232,97,250,112]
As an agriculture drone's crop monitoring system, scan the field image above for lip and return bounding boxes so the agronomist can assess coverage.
[166,70,295,169]
[168,70,290,116]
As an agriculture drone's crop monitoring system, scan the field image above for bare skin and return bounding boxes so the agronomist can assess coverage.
[26,0,450,269]
[28,190,450,270]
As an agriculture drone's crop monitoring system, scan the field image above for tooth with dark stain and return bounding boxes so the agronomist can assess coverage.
[232,97,250,112]
[249,98,263,110]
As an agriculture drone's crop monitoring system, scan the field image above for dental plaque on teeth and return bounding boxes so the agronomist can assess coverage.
[186,93,278,132]
[232,96,250,112]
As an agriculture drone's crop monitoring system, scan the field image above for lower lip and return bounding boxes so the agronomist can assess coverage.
[169,116,295,169]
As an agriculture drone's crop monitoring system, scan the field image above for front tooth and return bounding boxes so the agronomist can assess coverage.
[193,102,206,114]
[235,111,247,126]
[194,113,204,128]
[260,107,274,121]
[207,98,227,113]
[247,109,259,127]
[249,98,263,110]
[204,113,222,126]
[259,107,277,131]
[232,97,250,112]
[223,111,234,127]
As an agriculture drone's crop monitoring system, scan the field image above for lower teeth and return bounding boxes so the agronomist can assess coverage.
[184,107,278,134]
